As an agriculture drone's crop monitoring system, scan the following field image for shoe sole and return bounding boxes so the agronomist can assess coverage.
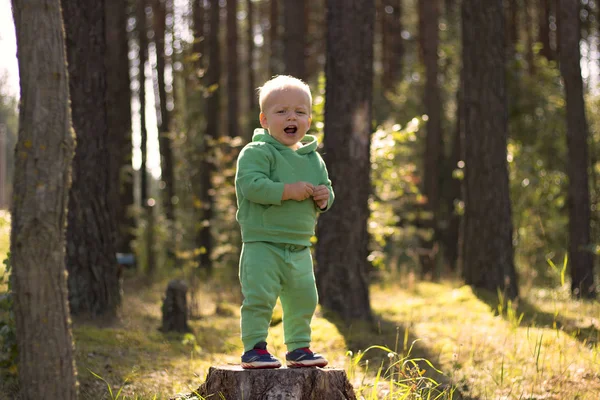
[286,360,328,368]
[241,362,282,369]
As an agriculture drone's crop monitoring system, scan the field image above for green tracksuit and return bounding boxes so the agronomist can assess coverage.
[235,129,334,352]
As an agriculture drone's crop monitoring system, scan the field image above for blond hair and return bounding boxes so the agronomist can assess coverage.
[258,75,312,112]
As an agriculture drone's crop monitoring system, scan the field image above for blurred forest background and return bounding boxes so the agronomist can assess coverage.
[1,0,599,399]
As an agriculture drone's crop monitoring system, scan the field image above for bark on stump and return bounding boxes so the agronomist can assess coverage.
[173,365,356,400]
[160,279,190,332]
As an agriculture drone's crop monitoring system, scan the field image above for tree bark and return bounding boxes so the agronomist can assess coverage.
[138,0,150,207]
[10,0,78,397]
[174,366,356,400]
[283,0,306,80]
[106,0,135,255]
[316,0,375,323]
[247,0,256,128]
[62,0,121,317]
[461,0,519,299]
[153,0,176,223]
[557,0,595,299]
[269,0,280,77]
[227,0,239,137]
[418,0,442,279]
[196,0,221,273]
[381,0,403,89]
[538,0,556,60]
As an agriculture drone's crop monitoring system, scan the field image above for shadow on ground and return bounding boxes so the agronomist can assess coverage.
[324,310,477,400]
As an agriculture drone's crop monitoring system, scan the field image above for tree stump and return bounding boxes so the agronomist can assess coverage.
[172,366,357,400]
[160,279,190,332]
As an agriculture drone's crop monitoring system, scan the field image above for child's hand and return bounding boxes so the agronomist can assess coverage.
[283,182,314,201]
[312,185,329,209]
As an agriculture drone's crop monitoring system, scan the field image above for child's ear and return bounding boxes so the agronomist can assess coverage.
[259,112,269,128]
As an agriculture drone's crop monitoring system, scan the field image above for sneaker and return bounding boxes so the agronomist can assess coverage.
[241,342,282,369]
[286,347,328,368]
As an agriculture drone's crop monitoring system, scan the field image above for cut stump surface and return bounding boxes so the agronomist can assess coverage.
[172,365,356,400]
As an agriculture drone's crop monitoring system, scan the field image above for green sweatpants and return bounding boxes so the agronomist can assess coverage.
[239,241,318,352]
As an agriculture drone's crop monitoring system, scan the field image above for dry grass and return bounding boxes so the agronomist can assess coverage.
[1,214,599,399]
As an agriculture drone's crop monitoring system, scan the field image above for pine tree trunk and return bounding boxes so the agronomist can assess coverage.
[153,0,176,223]
[381,0,403,89]
[247,0,256,128]
[10,0,78,397]
[461,0,519,299]
[62,0,121,317]
[174,366,356,400]
[538,0,555,60]
[138,0,150,207]
[557,0,595,299]
[283,0,306,80]
[418,0,442,279]
[227,0,239,137]
[106,0,135,255]
[316,0,375,323]
[269,0,280,77]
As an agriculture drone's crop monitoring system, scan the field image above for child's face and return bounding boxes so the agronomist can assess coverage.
[259,88,312,149]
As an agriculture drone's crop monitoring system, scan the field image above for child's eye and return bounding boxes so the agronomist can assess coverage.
[276,110,286,114]
[297,110,306,115]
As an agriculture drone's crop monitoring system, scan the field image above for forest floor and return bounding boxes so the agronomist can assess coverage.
[0,212,599,399]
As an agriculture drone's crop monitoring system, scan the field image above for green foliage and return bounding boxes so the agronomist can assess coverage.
[0,253,17,377]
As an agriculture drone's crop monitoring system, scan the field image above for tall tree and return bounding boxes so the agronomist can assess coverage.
[381,0,404,89]
[62,0,121,316]
[283,0,306,80]
[247,0,256,126]
[227,0,239,137]
[316,0,375,322]
[269,0,280,77]
[461,0,519,299]
[557,0,595,299]
[106,0,135,255]
[10,0,78,397]
[196,0,221,272]
[418,0,442,279]
[538,0,556,60]
[138,0,150,208]
[152,0,176,222]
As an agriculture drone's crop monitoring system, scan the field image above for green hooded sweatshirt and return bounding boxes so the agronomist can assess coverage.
[235,128,334,246]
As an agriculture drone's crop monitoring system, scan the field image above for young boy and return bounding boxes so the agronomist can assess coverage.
[235,75,334,369]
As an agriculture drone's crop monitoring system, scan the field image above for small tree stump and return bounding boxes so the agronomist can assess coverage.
[172,366,356,400]
[160,279,190,332]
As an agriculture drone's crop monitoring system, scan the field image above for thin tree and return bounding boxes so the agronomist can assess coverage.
[283,0,306,80]
[247,0,257,138]
[316,0,375,322]
[197,0,221,272]
[10,0,78,397]
[557,0,595,299]
[227,0,239,138]
[152,0,176,223]
[461,0,519,299]
[62,0,121,316]
[269,0,280,77]
[418,0,442,279]
[138,0,150,208]
[538,0,556,60]
[381,0,404,89]
[106,0,135,255]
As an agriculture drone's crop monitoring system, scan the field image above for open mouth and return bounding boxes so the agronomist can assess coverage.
[284,126,297,135]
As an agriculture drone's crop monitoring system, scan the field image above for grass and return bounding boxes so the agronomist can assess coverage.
[1,214,599,399]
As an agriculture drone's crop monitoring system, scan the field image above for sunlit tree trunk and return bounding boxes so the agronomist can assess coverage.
[557,0,595,299]
[106,0,135,255]
[137,0,149,208]
[316,0,375,323]
[247,0,256,130]
[461,0,519,299]
[283,0,306,80]
[418,0,442,279]
[10,0,78,397]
